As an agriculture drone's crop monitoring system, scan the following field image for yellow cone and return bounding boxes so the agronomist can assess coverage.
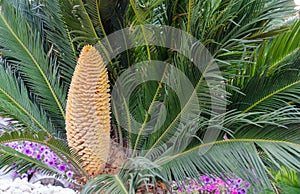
[66,45,111,177]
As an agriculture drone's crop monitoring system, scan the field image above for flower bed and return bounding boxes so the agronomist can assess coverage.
[171,175,251,194]
[0,116,74,180]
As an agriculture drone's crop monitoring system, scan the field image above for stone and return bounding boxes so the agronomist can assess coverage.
[0,174,78,194]
[0,180,11,191]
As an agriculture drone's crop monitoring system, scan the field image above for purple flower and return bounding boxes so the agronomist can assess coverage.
[23,148,33,156]
[21,173,28,179]
[36,153,42,160]
[44,157,50,163]
[48,160,55,166]
[201,175,211,183]
[16,145,23,152]
[58,164,67,172]
[236,178,242,185]
[66,170,74,178]
[171,174,251,193]
[207,184,216,192]
[40,146,46,152]
[13,171,19,177]
[27,168,35,174]
[43,149,50,155]
[244,181,250,189]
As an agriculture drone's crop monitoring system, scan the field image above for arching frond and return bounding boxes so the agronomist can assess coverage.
[230,20,300,113]
[81,157,165,194]
[157,138,300,192]
[0,145,61,177]
[0,1,67,132]
[37,0,77,83]
[0,64,54,135]
[0,130,87,179]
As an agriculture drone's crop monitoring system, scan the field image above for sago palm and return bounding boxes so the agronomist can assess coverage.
[0,0,299,193]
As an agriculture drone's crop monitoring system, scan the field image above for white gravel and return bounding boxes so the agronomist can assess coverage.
[0,178,77,194]
[0,171,79,194]
[0,178,78,194]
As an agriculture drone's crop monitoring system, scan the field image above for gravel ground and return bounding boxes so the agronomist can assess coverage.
[0,170,78,194]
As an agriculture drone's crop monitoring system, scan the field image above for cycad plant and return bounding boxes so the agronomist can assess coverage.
[0,0,299,193]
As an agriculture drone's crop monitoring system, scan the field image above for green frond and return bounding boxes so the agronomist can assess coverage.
[157,139,300,192]
[233,20,300,88]
[0,1,66,131]
[199,0,296,76]
[37,0,77,83]
[81,157,165,194]
[0,130,88,179]
[229,19,300,113]
[0,64,54,135]
[274,166,300,188]
[81,173,129,194]
[232,69,300,113]
[0,145,61,176]
[260,20,300,75]
[59,0,100,47]
[128,0,155,60]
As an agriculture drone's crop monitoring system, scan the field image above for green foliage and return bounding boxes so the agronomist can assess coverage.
[81,157,166,194]
[0,0,299,193]
[0,64,54,135]
[0,0,70,133]
[271,166,300,194]
[0,129,88,185]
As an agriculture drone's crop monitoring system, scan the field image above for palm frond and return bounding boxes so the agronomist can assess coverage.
[110,26,227,157]
[0,129,88,179]
[82,173,129,194]
[274,166,300,188]
[81,157,166,194]
[230,20,300,113]
[191,0,296,76]
[0,1,66,131]
[260,20,300,75]
[59,0,100,47]
[0,145,61,176]
[157,139,300,192]
[232,20,300,88]
[0,64,54,135]
[232,70,300,113]
[36,0,77,83]
[126,0,167,61]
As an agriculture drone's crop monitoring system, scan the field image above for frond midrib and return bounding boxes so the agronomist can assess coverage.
[0,134,87,177]
[129,0,151,60]
[133,67,167,155]
[0,87,50,135]
[115,174,129,194]
[0,13,66,120]
[157,138,300,165]
[268,48,299,74]
[79,0,99,42]
[242,78,300,113]
[187,0,194,34]
[144,64,207,158]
